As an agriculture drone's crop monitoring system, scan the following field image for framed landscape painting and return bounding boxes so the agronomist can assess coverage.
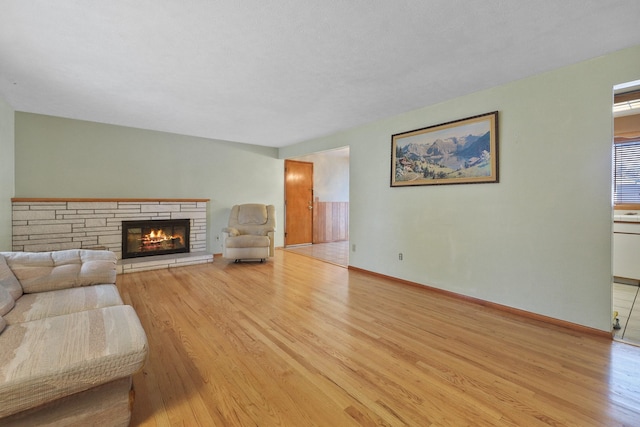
[391,111,499,187]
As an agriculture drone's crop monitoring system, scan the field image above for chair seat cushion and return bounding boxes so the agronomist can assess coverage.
[225,235,270,248]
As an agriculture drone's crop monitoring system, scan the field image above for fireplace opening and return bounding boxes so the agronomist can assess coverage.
[122,219,190,259]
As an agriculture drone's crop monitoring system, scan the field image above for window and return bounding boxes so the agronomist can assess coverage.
[614,138,640,204]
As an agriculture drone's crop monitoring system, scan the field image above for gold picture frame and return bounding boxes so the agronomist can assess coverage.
[391,111,499,187]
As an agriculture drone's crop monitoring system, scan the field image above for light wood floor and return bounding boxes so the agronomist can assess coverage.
[117,250,640,426]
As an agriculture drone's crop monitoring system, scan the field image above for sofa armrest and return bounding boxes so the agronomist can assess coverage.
[1,250,116,294]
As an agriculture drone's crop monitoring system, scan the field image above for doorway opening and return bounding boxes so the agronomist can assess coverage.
[612,79,640,346]
[284,147,350,266]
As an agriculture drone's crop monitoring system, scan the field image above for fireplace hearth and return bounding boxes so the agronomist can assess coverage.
[122,219,190,259]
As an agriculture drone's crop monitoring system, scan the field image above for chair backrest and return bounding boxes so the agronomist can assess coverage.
[228,204,276,235]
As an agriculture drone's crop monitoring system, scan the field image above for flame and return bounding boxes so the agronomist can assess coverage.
[149,229,165,240]
[143,229,183,245]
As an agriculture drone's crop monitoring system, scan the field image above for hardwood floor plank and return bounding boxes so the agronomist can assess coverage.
[118,250,640,426]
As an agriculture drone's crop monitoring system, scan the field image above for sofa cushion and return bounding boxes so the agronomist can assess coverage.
[0,315,5,334]
[3,284,123,325]
[0,255,22,300]
[0,285,14,316]
[0,305,148,419]
[2,250,116,293]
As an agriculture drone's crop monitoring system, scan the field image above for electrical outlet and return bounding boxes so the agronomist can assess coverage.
[352,244,356,252]
[398,252,403,261]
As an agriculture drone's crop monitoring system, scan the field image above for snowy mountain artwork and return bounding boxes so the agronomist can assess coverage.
[391,112,499,186]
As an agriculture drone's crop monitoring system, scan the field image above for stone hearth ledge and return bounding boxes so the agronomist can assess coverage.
[118,252,214,274]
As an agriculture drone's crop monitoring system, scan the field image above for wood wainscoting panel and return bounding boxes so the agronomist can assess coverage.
[313,200,349,243]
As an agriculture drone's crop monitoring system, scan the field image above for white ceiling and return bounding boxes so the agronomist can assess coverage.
[1,1,639,148]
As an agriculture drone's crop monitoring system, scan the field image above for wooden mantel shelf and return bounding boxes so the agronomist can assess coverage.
[12,197,210,202]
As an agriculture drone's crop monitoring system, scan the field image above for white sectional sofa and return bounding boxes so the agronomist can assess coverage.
[0,249,148,426]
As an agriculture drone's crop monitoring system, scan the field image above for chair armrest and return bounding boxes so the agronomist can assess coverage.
[267,230,275,257]
[222,227,239,237]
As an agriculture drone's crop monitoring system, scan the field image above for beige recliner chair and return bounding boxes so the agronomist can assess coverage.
[222,204,276,262]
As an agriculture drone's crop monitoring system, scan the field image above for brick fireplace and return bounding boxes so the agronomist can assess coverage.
[11,198,213,273]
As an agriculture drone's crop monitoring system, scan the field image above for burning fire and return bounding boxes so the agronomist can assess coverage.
[143,229,183,246]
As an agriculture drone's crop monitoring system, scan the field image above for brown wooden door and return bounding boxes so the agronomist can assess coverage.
[285,160,313,246]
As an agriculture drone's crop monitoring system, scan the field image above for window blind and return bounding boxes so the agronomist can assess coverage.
[614,139,640,204]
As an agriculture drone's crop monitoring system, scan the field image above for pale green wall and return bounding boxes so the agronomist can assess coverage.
[14,114,285,252]
[0,95,14,251]
[281,45,640,331]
